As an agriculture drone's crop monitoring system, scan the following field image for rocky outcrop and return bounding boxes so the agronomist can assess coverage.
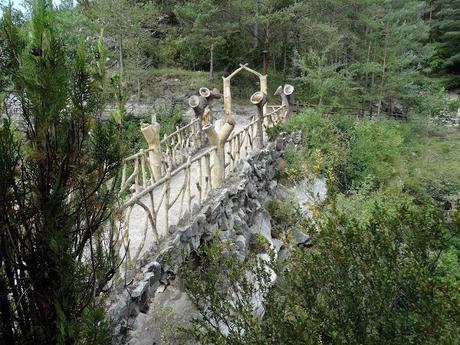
[107,132,301,344]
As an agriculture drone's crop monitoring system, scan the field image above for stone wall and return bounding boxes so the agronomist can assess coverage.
[107,132,301,343]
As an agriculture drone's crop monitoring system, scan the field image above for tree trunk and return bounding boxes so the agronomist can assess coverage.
[283,38,287,76]
[377,27,388,117]
[253,0,260,49]
[208,43,214,81]
[118,33,124,78]
[0,274,15,345]
[262,24,269,75]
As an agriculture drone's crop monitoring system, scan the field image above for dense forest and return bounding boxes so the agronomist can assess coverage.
[5,0,459,110]
[0,1,459,345]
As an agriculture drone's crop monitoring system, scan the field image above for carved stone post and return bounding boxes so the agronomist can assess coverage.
[141,121,162,182]
[274,84,295,119]
[250,91,268,149]
[203,117,235,188]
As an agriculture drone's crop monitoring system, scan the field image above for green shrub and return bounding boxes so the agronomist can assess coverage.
[266,198,301,234]
[265,194,460,345]
[185,193,460,345]
[154,98,184,138]
[75,306,112,345]
[344,120,404,189]
[180,242,273,344]
[280,109,349,183]
[248,233,270,254]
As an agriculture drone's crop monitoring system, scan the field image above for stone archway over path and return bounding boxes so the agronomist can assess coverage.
[223,63,268,120]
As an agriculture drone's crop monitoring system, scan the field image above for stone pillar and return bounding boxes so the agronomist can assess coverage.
[141,121,162,182]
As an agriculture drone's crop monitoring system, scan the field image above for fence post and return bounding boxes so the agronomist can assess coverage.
[161,167,171,239]
[275,84,295,119]
[203,118,235,188]
[189,87,221,146]
[141,119,162,183]
[250,91,268,149]
[260,74,268,117]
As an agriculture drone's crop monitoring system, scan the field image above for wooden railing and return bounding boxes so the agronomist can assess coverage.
[225,117,258,174]
[115,79,294,262]
[161,118,200,169]
[118,146,217,262]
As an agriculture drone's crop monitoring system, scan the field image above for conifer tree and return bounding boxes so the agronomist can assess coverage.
[430,0,460,86]
[0,1,121,344]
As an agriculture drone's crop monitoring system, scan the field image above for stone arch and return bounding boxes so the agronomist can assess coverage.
[222,63,268,120]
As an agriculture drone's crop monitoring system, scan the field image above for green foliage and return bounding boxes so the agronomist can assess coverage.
[248,233,270,254]
[180,241,274,345]
[185,195,460,345]
[267,196,460,345]
[429,0,460,84]
[280,110,350,185]
[110,73,127,125]
[279,109,460,197]
[75,306,113,345]
[155,98,183,138]
[0,2,119,344]
[266,198,300,234]
[345,120,404,188]
[297,49,355,108]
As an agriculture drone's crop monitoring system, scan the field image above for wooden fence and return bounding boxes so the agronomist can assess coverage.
[115,67,294,262]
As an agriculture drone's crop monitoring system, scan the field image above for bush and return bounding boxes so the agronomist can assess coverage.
[185,193,460,345]
[280,109,460,201]
[280,109,350,184]
[180,241,274,345]
[120,98,183,155]
[265,194,460,345]
[344,120,404,189]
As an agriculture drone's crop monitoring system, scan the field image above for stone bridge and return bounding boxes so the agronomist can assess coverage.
[108,65,297,343]
[114,64,295,263]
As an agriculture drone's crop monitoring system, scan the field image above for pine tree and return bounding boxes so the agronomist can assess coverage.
[0,1,121,344]
[430,0,460,86]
